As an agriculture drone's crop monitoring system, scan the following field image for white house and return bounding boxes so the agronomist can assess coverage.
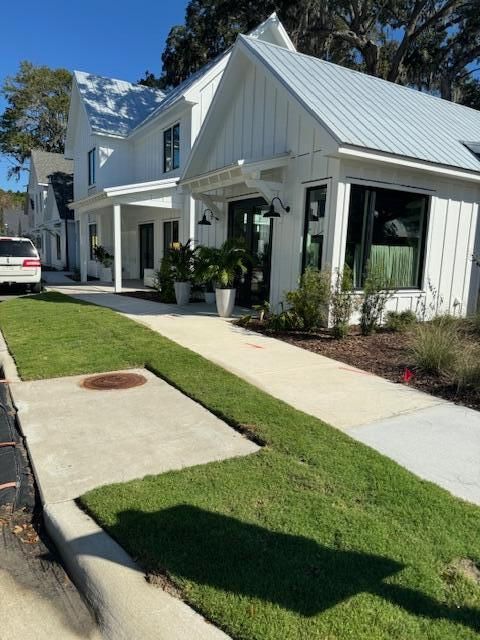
[67,15,480,316]
[65,14,293,287]
[27,150,76,270]
[181,34,480,315]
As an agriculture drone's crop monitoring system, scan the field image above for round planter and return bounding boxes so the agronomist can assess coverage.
[215,288,236,318]
[100,266,113,283]
[204,291,216,304]
[174,281,191,305]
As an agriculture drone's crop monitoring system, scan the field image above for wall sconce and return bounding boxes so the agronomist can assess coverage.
[198,208,220,226]
[263,196,290,219]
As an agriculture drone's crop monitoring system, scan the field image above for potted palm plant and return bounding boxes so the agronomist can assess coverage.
[204,240,251,317]
[93,245,114,283]
[195,245,218,304]
[168,239,197,305]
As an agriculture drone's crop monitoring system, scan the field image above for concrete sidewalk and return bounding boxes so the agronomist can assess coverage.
[49,285,480,506]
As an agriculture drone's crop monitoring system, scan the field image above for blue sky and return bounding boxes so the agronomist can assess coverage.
[0,0,187,190]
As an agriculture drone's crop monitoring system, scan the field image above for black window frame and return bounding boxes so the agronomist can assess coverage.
[345,183,430,291]
[56,234,61,260]
[88,148,96,186]
[88,223,97,260]
[163,220,179,256]
[163,123,180,173]
[302,184,328,273]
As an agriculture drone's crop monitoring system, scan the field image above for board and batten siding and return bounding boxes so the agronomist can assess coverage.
[196,60,340,306]
[335,159,480,317]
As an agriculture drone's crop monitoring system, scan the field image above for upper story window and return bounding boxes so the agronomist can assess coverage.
[88,148,96,186]
[345,184,429,290]
[163,123,180,173]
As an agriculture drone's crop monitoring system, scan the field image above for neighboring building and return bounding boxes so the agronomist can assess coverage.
[65,13,293,284]
[67,15,480,317]
[27,150,76,269]
[3,203,29,237]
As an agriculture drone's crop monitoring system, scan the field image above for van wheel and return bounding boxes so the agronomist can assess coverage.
[30,283,42,294]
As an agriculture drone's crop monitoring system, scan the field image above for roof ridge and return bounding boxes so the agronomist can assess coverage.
[242,35,480,119]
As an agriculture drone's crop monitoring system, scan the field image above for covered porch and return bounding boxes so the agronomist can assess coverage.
[71,178,183,292]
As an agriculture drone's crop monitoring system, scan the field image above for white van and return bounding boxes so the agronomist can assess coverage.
[0,238,42,293]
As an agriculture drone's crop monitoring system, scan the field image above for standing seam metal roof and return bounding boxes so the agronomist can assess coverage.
[74,71,166,137]
[241,36,480,172]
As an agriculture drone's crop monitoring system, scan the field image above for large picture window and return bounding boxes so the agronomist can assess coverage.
[302,185,327,271]
[345,184,429,289]
[163,123,180,172]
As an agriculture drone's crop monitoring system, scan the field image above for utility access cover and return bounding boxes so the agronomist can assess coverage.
[81,372,147,390]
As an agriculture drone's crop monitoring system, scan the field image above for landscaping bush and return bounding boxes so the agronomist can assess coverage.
[410,319,460,375]
[330,266,355,339]
[285,267,330,331]
[360,264,394,335]
[468,312,480,335]
[154,255,176,303]
[451,341,480,390]
[385,309,417,333]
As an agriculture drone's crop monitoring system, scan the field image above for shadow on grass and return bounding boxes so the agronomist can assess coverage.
[82,504,480,632]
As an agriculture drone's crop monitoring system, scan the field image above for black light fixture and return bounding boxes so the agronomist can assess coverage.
[198,208,219,226]
[263,196,290,219]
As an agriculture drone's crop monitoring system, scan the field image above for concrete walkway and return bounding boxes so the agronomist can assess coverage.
[42,270,75,285]
[10,366,257,640]
[49,284,480,506]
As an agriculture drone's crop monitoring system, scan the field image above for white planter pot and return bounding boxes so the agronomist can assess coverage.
[174,281,191,305]
[100,266,113,283]
[204,291,216,304]
[215,288,236,318]
[143,268,156,288]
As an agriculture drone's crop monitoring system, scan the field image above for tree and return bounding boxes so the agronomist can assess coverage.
[155,0,480,110]
[0,61,72,179]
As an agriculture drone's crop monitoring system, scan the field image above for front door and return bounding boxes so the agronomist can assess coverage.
[139,223,154,278]
[228,197,272,307]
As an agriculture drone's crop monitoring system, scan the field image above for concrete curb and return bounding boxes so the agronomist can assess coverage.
[44,501,229,640]
[0,332,20,382]
[1,330,230,640]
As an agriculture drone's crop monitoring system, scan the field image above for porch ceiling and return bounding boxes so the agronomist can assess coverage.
[180,152,292,205]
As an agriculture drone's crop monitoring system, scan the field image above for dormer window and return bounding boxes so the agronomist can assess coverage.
[88,148,96,186]
[163,123,180,173]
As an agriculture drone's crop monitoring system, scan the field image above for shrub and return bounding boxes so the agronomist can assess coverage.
[360,264,395,335]
[467,312,480,335]
[330,266,355,339]
[451,341,480,390]
[410,319,460,375]
[154,255,176,303]
[285,268,330,331]
[252,301,300,332]
[385,309,417,333]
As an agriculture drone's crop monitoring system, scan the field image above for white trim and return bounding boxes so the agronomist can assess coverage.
[337,146,480,184]
[70,178,179,212]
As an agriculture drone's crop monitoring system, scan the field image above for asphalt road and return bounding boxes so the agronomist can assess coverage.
[0,340,101,640]
[0,285,34,302]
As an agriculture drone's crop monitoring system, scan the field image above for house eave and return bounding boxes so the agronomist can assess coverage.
[336,145,480,183]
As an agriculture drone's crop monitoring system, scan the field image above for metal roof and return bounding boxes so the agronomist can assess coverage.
[30,150,73,184]
[241,36,480,172]
[74,71,166,137]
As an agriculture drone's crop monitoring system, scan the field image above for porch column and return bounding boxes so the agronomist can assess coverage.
[113,204,122,293]
[79,212,88,283]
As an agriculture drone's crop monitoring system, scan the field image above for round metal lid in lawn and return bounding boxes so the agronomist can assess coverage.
[81,372,147,390]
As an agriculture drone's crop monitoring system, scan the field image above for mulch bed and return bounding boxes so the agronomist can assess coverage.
[248,321,480,411]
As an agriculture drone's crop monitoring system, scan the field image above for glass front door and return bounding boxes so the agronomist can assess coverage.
[228,197,272,307]
[139,223,154,278]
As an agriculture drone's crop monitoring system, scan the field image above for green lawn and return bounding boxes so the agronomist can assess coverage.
[1,292,480,639]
